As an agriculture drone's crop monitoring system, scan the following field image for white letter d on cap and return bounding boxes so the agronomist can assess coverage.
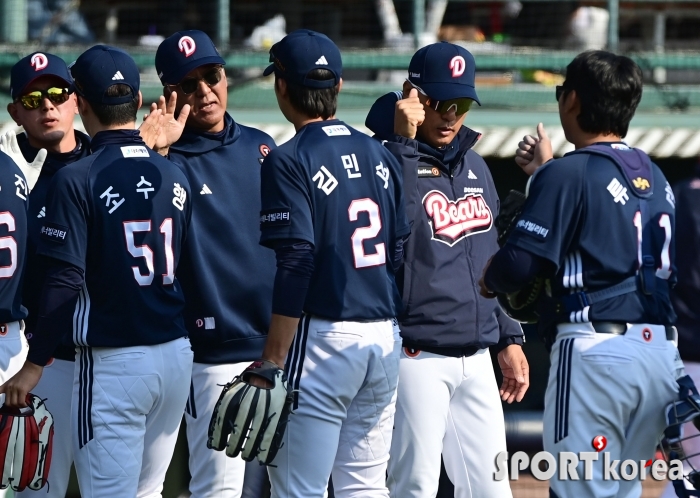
[179,36,196,57]
[450,55,465,77]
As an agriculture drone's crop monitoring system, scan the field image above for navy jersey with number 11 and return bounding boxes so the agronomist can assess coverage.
[260,120,410,321]
[37,131,192,348]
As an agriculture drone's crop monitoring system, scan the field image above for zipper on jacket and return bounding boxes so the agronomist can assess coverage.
[450,173,479,330]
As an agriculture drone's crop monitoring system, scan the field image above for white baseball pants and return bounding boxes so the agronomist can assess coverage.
[16,358,75,498]
[545,323,680,498]
[660,361,700,498]
[386,347,513,498]
[72,337,193,498]
[268,315,401,498]
[0,321,27,384]
[185,361,267,498]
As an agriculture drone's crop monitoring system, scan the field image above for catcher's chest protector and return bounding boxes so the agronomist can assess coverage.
[0,395,54,491]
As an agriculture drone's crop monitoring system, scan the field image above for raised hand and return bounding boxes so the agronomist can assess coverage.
[394,88,425,140]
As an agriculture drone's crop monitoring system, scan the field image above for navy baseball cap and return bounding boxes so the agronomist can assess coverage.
[69,45,139,105]
[155,30,226,85]
[408,42,480,105]
[262,29,341,89]
[10,52,73,99]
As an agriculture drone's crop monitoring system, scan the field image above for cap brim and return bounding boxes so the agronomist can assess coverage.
[262,63,275,77]
[13,74,72,99]
[419,82,481,105]
[163,55,226,84]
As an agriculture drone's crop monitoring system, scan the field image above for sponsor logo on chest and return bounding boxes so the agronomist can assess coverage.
[422,190,493,246]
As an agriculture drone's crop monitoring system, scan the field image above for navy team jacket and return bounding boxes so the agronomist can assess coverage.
[366,92,523,351]
[168,114,277,364]
[672,169,700,362]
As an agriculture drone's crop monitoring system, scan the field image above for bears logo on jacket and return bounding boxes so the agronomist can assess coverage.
[422,190,492,246]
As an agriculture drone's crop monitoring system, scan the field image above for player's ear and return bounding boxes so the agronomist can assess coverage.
[69,93,79,115]
[6,103,20,125]
[337,78,343,94]
[275,77,288,99]
[136,90,143,111]
[562,89,579,114]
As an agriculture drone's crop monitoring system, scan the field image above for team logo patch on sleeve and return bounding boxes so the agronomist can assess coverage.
[422,190,493,246]
[515,217,550,239]
[40,222,69,244]
[260,209,291,227]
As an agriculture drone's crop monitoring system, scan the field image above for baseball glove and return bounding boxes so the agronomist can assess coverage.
[0,394,54,492]
[495,189,545,323]
[207,360,293,465]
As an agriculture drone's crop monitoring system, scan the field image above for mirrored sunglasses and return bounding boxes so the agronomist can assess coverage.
[171,67,223,95]
[427,97,474,116]
[18,87,71,110]
[407,80,474,116]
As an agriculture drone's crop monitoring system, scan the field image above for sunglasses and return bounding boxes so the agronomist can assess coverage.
[408,81,474,116]
[169,66,223,95]
[17,87,71,110]
[556,85,566,102]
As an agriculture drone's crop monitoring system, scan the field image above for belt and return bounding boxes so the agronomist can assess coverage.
[592,321,676,341]
[402,343,479,358]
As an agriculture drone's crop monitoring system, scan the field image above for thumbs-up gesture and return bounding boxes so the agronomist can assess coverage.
[394,88,425,140]
[515,123,553,176]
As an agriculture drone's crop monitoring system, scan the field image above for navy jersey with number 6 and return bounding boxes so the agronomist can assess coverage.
[37,131,192,347]
[506,143,676,325]
[260,120,410,321]
[0,152,28,324]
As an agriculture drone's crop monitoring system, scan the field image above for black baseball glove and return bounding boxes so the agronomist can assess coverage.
[207,360,294,465]
[494,189,545,323]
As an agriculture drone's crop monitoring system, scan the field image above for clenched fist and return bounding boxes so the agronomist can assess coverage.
[394,88,425,139]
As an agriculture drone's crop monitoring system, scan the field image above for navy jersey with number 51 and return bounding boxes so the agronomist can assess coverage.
[0,152,28,324]
[37,131,192,348]
[506,143,676,325]
[260,120,410,321]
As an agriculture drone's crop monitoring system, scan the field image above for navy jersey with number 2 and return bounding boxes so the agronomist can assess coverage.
[260,120,410,321]
[37,131,192,348]
[0,152,28,324]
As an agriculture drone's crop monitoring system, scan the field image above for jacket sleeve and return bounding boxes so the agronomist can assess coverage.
[493,305,525,352]
[382,137,421,228]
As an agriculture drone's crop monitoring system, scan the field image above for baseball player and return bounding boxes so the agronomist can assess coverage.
[5,52,89,498]
[481,50,682,498]
[365,41,527,498]
[660,171,700,498]
[254,29,408,497]
[4,51,170,498]
[153,30,276,498]
[0,45,194,498]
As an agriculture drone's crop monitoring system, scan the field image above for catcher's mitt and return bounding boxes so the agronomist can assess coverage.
[207,360,293,465]
[495,189,544,323]
[0,394,54,492]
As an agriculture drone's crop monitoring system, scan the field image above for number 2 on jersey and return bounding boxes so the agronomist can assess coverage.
[633,212,672,279]
[123,219,175,286]
[349,199,386,269]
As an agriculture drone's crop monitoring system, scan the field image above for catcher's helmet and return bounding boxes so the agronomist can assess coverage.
[661,375,700,498]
